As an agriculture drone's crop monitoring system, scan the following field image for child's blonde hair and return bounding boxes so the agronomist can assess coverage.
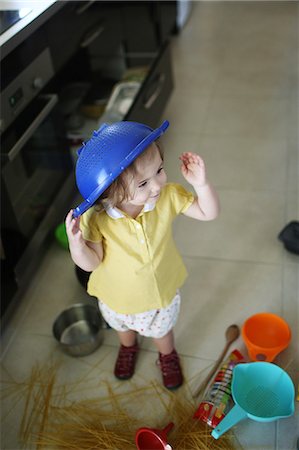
[95,140,163,209]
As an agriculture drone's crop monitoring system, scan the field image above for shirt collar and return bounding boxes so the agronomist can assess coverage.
[102,200,155,219]
[143,203,155,212]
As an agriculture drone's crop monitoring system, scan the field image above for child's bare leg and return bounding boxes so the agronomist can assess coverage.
[117,330,137,347]
[114,330,139,380]
[152,330,174,355]
[153,330,183,389]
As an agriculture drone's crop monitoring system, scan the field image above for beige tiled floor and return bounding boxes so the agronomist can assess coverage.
[1,2,298,449]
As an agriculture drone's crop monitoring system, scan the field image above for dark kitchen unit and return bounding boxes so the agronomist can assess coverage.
[1,1,176,331]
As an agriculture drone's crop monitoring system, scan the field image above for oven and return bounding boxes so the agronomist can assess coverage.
[1,40,74,326]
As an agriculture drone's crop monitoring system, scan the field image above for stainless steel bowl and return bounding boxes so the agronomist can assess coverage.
[53,303,104,356]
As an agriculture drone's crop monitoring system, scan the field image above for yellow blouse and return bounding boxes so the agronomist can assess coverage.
[80,183,194,314]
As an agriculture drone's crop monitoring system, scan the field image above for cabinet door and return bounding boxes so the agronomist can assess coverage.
[157,1,177,43]
[125,40,173,128]
[46,2,122,73]
[121,2,158,54]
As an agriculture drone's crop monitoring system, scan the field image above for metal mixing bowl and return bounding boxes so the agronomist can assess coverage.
[53,303,104,356]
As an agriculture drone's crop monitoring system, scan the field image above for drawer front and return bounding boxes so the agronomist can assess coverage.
[126,40,174,128]
[121,3,158,53]
[46,2,121,72]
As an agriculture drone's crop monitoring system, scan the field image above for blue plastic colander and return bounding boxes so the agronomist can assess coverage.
[212,362,295,439]
[73,120,169,218]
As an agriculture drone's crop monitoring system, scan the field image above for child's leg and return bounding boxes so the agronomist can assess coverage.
[117,330,137,347]
[114,330,139,380]
[97,300,139,379]
[152,330,174,354]
[152,329,183,390]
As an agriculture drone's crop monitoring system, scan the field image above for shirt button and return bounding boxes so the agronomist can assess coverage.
[136,224,141,229]
[140,239,145,244]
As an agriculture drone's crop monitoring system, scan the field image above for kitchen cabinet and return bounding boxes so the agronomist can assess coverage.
[46,2,123,74]
[126,41,173,127]
[122,1,177,55]
[45,1,175,128]
[0,0,176,328]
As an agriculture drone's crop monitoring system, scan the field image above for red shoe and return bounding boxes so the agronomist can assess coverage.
[158,349,183,390]
[114,343,139,380]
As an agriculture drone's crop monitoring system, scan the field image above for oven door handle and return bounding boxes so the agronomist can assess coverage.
[8,94,58,162]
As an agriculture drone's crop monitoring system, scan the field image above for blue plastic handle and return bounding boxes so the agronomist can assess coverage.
[72,200,92,218]
[212,404,248,439]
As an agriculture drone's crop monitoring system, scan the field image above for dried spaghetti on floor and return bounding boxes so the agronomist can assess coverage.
[2,362,241,449]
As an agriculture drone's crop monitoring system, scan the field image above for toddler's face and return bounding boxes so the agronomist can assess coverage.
[126,144,167,206]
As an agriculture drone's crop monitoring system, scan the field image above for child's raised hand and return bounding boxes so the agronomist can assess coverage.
[65,210,84,248]
[180,152,207,187]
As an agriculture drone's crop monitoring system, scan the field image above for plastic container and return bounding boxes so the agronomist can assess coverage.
[242,312,291,362]
[212,362,295,439]
[135,423,174,450]
[105,81,141,117]
[55,223,68,249]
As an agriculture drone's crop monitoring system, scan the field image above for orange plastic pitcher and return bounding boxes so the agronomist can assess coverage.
[242,313,291,362]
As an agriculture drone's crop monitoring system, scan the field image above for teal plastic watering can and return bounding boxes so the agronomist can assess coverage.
[212,362,295,439]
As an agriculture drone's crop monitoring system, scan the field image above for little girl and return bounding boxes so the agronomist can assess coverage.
[65,120,219,390]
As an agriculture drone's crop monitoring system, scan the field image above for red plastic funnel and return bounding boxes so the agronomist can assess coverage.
[135,422,174,450]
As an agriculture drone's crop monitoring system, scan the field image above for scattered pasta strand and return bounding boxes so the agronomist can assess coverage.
[1,361,242,450]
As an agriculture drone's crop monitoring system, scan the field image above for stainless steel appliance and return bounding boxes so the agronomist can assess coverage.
[1,42,74,327]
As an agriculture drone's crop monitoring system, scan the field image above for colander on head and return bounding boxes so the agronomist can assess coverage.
[73,120,169,218]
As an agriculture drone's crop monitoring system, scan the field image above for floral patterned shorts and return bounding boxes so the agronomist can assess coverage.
[98,292,181,339]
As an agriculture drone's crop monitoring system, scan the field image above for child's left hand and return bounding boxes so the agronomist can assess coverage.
[180,152,207,187]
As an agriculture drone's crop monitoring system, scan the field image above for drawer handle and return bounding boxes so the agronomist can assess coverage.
[76,1,96,15]
[143,73,165,110]
[80,24,105,48]
[7,94,58,162]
